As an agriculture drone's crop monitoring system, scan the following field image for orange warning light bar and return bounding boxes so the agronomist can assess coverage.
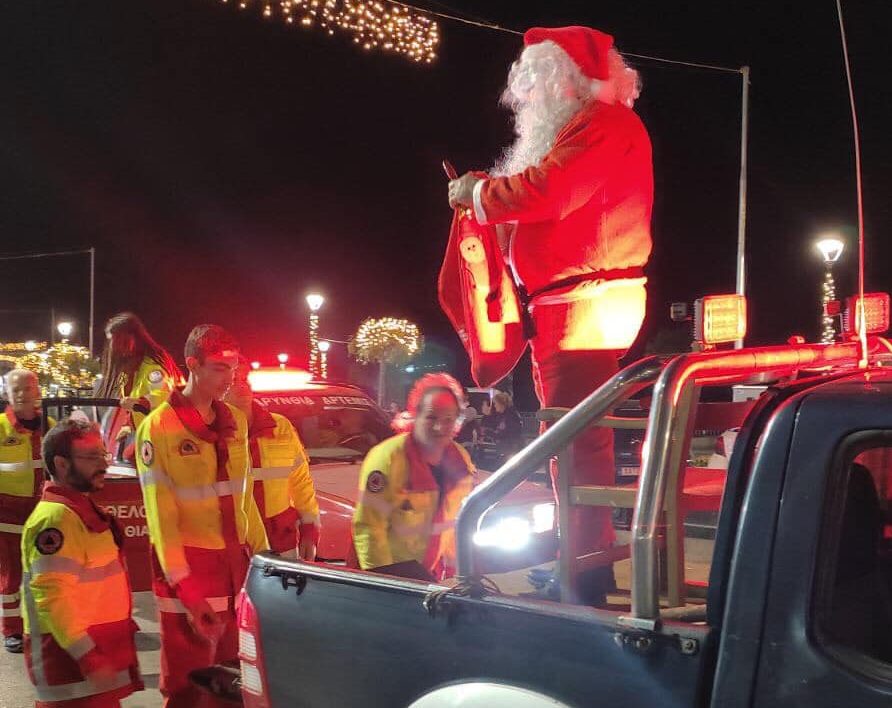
[694,294,747,345]
[843,293,890,336]
[248,367,314,392]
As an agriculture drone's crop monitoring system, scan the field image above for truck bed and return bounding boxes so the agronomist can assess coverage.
[245,555,713,707]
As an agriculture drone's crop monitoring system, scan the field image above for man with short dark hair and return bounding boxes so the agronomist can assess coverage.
[21,417,142,706]
[0,368,54,653]
[136,324,268,708]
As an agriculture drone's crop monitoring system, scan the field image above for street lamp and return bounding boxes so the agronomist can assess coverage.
[277,352,289,369]
[251,361,261,370]
[57,321,74,340]
[305,293,325,379]
[318,339,330,380]
[815,236,845,344]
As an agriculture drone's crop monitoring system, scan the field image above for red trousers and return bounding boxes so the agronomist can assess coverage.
[530,302,619,588]
[152,549,245,708]
[0,529,24,637]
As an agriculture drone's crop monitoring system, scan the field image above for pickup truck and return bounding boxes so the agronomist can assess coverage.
[238,335,892,707]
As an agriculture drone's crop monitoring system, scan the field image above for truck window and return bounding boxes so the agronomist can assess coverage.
[815,443,892,666]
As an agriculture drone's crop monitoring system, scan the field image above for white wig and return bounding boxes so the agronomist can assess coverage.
[492,40,641,177]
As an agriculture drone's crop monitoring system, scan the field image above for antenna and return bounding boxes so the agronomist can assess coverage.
[835,0,868,365]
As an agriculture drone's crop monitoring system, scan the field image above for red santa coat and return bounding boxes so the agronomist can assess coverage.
[474,99,653,294]
[439,99,653,387]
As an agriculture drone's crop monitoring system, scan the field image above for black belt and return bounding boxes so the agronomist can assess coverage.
[515,266,645,339]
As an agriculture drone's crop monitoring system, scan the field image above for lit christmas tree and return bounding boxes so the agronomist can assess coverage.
[17,341,99,395]
[349,317,422,404]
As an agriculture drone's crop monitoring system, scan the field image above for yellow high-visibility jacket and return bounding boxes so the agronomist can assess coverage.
[353,433,474,573]
[0,410,55,528]
[21,485,141,704]
[250,412,319,553]
[128,356,180,429]
[135,399,268,593]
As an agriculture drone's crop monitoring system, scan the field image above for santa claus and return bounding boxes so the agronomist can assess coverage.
[444,25,653,605]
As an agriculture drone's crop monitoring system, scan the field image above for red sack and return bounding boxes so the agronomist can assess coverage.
[438,210,527,387]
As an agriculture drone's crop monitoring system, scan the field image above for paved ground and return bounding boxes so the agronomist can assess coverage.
[0,592,162,708]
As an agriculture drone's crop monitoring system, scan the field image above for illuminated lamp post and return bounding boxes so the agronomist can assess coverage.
[815,237,845,344]
[251,361,261,370]
[318,340,330,380]
[277,352,289,369]
[57,321,74,342]
[305,293,325,379]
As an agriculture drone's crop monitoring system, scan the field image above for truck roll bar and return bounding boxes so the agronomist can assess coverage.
[455,356,666,581]
[631,341,865,621]
[455,340,869,625]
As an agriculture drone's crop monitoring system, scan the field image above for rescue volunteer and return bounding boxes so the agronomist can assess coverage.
[445,26,653,604]
[96,312,184,445]
[22,417,142,706]
[351,374,475,581]
[136,324,268,708]
[224,359,320,560]
[1,369,54,654]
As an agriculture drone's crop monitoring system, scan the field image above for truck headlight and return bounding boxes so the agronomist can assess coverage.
[473,517,531,551]
[473,502,555,551]
[531,503,555,533]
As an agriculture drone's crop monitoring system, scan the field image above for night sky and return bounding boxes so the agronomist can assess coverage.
[2,1,889,395]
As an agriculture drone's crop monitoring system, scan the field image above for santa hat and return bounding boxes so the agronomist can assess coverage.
[523,26,614,81]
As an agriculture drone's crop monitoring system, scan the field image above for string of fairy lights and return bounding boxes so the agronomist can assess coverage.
[216,0,746,76]
[821,268,839,345]
[224,0,439,62]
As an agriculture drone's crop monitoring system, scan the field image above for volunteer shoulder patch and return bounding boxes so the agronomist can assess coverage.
[36,528,64,555]
[366,470,386,493]
[140,440,154,466]
[148,369,164,385]
[178,439,199,456]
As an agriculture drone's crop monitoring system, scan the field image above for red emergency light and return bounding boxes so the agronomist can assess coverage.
[694,294,747,345]
[843,292,891,336]
[248,367,313,392]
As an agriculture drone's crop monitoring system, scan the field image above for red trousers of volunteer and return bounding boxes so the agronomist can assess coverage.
[530,302,619,600]
[1,529,24,637]
[152,549,246,708]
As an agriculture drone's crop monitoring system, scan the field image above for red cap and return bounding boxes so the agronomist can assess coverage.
[523,26,614,80]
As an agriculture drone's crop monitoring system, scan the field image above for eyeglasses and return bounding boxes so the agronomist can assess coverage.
[71,452,113,465]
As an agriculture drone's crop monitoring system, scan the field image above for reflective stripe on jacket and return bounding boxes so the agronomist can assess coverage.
[0,412,55,524]
[21,487,141,704]
[135,401,268,588]
[352,433,474,573]
[252,413,319,521]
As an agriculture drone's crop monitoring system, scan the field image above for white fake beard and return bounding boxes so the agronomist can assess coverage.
[491,90,584,177]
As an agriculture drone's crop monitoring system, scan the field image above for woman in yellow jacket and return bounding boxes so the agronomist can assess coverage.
[95,313,184,452]
[350,374,475,581]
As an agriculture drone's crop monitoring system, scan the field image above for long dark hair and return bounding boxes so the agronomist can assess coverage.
[96,312,184,397]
